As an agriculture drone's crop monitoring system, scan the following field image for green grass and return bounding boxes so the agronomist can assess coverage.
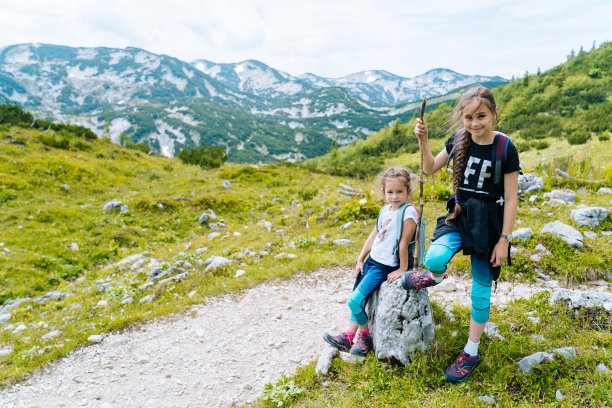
[1,125,611,405]
[0,126,385,385]
[252,295,612,407]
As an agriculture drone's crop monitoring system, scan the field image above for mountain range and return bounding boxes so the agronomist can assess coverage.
[0,43,507,162]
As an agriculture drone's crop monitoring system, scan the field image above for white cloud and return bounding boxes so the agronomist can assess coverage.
[0,0,609,80]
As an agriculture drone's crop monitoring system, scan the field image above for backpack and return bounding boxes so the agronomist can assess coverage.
[376,202,426,270]
[446,128,512,185]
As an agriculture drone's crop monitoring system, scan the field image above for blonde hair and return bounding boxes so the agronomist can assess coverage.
[381,166,412,193]
[446,86,498,224]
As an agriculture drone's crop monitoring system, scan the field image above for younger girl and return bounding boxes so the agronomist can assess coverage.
[324,167,418,355]
[401,86,520,382]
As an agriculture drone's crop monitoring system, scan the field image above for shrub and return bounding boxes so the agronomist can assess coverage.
[567,130,590,145]
[298,187,318,201]
[178,145,227,169]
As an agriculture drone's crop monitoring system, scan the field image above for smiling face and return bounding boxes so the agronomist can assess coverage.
[382,177,409,210]
[462,98,498,142]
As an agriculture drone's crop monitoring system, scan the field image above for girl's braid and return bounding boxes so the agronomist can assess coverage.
[445,131,472,224]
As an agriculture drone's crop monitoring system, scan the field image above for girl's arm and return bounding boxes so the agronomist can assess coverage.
[386,218,417,283]
[491,171,519,267]
[415,118,450,175]
[356,226,379,275]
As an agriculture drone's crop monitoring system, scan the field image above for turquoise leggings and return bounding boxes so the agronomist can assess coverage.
[424,231,492,324]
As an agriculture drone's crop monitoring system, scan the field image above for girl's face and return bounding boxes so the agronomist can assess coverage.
[462,99,497,140]
[383,177,409,210]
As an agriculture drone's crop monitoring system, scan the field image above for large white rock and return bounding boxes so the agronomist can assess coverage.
[513,227,533,241]
[543,189,576,204]
[366,279,435,366]
[518,173,544,195]
[517,347,577,374]
[571,207,610,227]
[540,221,583,247]
[551,289,612,312]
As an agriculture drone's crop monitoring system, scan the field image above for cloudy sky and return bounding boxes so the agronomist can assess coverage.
[0,0,609,80]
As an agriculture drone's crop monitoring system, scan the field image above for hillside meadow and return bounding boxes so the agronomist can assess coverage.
[0,117,611,406]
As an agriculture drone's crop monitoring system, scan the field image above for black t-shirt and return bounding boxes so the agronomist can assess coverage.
[445,132,520,202]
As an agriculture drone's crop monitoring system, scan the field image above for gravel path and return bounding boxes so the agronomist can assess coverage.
[1,266,609,408]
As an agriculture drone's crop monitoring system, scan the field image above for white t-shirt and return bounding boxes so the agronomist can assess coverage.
[370,205,418,267]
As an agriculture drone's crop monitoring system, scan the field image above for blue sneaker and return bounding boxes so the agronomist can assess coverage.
[323,331,352,352]
[401,270,447,290]
[444,351,482,383]
[349,332,372,356]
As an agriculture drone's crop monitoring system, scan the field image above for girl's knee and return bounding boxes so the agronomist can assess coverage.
[470,283,492,324]
[347,290,365,314]
[423,245,454,273]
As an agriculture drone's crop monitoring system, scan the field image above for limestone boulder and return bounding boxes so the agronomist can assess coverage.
[366,279,435,366]
[540,221,583,247]
[571,206,610,227]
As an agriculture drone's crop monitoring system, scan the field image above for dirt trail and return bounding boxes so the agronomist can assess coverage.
[1,266,607,408]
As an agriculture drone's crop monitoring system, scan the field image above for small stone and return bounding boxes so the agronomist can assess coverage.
[42,330,61,340]
[584,231,597,239]
[315,347,338,375]
[139,294,155,303]
[234,270,246,278]
[97,300,109,307]
[596,363,610,376]
[0,313,11,324]
[340,222,354,230]
[70,242,79,251]
[88,335,104,343]
[530,254,541,262]
[555,389,565,400]
[121,297,133,305]
[478,395,495,405]
[484,322,505,340]
[333,239,354,245]
[207,232,221,239]
[597,187,612,195]
[513,227,533,241]
[222,180,232,189]
[339,351,365,364]
[62,184,70,191]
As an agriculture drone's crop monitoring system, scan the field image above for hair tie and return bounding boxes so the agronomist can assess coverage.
[454,195,460,204]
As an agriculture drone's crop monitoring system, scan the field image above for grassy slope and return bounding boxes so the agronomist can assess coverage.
[305,43,612,181]
[0,126,387,384]
[253,138,612,408]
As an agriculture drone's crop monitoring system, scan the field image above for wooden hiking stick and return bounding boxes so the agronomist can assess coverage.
[413,98,426,270]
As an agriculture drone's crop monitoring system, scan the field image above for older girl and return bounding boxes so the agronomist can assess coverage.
[402,86,520,382]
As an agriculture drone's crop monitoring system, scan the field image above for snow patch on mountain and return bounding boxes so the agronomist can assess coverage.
[4,45,35,64]
[109,118,132,144]
[331,119,350,129]
[134,51,161,70]
[66,65,99,79]
[153,120,187,157]
[287,121,304,129]
[162,69,187,91]
[109,51,131,65]
[76,48,97,60]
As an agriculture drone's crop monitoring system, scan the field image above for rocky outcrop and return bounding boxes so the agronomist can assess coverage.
[366,279,435,366]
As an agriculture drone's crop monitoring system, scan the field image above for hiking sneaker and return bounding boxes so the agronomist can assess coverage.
[401,270,447,290]
[444,351,482,383]
[349,332,373,356]
[323,331,353,352]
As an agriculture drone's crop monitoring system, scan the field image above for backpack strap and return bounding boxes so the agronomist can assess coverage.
[376,204,392,232]
[492,132,510,185]
[446,128,465,170]
[394,203,411,244]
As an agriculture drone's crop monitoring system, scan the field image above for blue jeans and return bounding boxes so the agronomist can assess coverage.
[423,231,493,324]
[348,257,395,326]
